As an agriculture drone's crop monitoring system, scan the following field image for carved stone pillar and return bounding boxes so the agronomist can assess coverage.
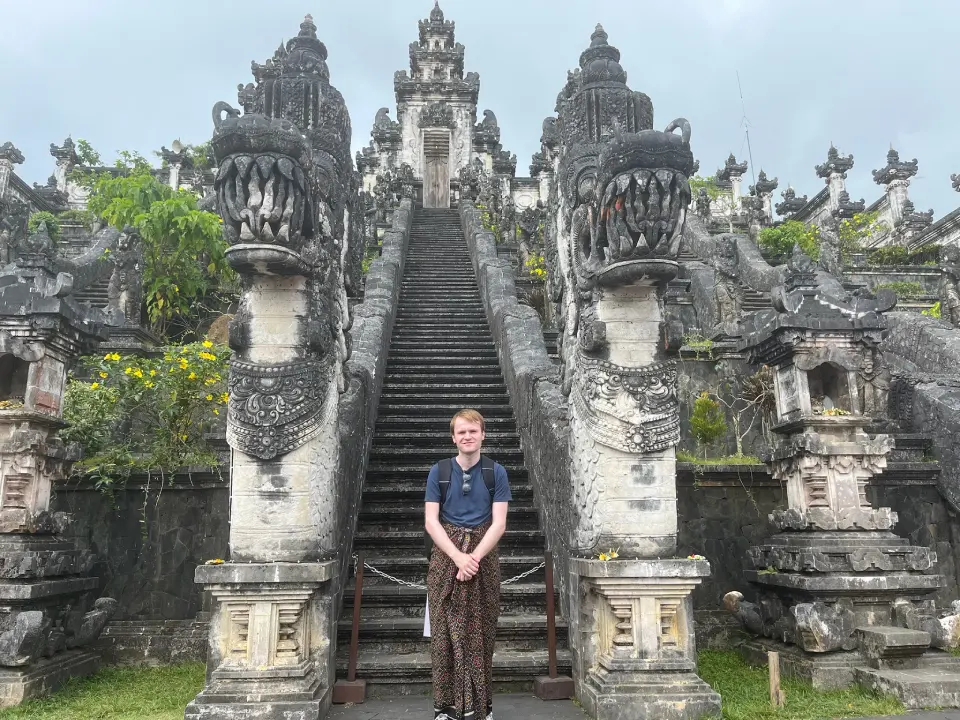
[816,144,854,213]
[49,139,78,196]
[551,25,719,718]
[0,224,116,706]
[186,15,359,719]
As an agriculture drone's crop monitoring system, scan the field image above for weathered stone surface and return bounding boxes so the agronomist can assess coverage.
[857,626,930,669]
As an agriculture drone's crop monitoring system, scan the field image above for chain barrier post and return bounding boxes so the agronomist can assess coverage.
[534,549,575,700]
[333,552,367,704]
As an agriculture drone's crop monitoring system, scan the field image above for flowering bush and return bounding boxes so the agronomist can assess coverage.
[61,341,230,487]
[524,253,547,283]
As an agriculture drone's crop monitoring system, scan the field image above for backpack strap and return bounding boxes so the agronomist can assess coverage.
[438,458,453,506]
[480,455,496,498]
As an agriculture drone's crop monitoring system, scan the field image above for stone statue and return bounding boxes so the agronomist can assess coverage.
[858,346,891,419]
[714,236,742,336]
[106,226,143,327]
[498,195,515,243]
[818,215,843,278]
[939,245,960,328]
[695,188,711,220]
[0,198,29,266]
[516,203,544,267]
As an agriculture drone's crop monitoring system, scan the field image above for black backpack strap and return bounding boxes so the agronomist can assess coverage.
[481,455,496,498]
[438,458,453,506]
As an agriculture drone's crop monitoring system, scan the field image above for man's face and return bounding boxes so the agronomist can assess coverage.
[452,418,484,454]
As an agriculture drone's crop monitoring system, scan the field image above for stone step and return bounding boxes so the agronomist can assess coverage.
[375,403,516,417]
[369,446,524,463]
[343,583,554,617]
[353,529,545,554]
[334,649,572,697]
[342,553,547,583]
[358,506,539,533]
[358,482,531,502]
[384,357,503,368]
[378,394,512,407]
[388,341,496,351]
[335,615,568,653]
[370,431,517,446]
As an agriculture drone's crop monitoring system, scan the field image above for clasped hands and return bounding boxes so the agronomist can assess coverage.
[455,551,481,581]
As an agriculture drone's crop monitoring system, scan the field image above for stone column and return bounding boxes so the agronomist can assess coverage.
[0,142,25,201]
[551,26,720,718]
[0,223,116,706]
[749,170,779,225]
[186,16,357,719]
[872,148,918,227]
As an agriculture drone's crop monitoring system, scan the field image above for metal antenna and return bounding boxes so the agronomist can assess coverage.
[737,71,757,187]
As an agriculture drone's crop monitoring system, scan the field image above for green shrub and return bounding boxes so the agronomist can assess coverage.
[867,244,941,266]
[757,221,820,261]
[27,211,61,242]
[690,391,727,457]
[923,301,942,319]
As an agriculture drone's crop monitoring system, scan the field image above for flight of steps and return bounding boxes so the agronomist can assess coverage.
[72,278,110,308]
[336,208,570,696]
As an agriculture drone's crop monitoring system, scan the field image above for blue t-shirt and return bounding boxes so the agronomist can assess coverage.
[424,457,511,527]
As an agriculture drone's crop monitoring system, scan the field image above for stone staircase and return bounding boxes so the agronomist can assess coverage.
[336,208,569,696]
[72,278,110,309]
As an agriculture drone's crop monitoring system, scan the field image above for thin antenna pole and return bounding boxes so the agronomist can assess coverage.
[737,71,757,187]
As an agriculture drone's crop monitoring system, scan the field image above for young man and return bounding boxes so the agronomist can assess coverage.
[425,408,511,720]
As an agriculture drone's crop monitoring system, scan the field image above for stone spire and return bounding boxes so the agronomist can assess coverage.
[873,147,919,229]
[0,142,24,202]
[815,144,854,211]
[775,186,808,218]
[749,169,779,223]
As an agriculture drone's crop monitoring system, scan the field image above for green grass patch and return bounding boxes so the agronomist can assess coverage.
[698,650,904,719]
[677,450,764,465]
[0,663,205,720]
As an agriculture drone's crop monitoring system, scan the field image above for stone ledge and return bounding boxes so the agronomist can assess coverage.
[572,557,711,579]
[195,561,336,585]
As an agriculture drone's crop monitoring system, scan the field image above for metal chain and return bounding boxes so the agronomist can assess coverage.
[353,555,546,589]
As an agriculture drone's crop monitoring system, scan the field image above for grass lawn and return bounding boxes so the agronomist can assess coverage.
[698,650,905,720]
[0,663,205,720]
[0,652,908,720]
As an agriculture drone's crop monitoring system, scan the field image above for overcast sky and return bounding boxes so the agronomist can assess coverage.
[1,1,957,217]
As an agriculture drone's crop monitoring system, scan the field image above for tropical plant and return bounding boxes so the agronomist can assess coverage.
[61,341,230,488]
[524,253,547,283]
[757,221,821,261]
[690,391,727,457]
[872,281,925,299]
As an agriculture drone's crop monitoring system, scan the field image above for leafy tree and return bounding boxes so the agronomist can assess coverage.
[27,211,62,242]
[75,141,231,337]
[690,391,727,457]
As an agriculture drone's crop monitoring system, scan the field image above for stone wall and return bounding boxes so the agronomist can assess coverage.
[846,267,939,296]
[458,201,577,615]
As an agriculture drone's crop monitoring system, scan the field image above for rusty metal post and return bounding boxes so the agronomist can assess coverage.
[534,549,575,700]
[333,552,367,703]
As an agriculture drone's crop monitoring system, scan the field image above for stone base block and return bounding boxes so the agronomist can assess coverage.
[580,671,721,720]
[534,674,574,700]
[184,698,324,720]
[739,638,861,690]
[0,649,100,708]
[332,679,366,704]
[854,666,960,709]
[857,626,930,669]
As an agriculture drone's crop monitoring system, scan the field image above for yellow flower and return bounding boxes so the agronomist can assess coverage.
[133,368,143,378]
[204,378,216,385]
[90,382,100,390]
[144,381,155,388]
[110,353,121,361]
[220,392,229,403]
[205,558,224,565]
[213,408,220,415]
[99,372,108,379]
[206,394,213,401]
[202,340,213,349]
[103,353,111,361]
[180,434,188,441]
[124,367,133,375]
[178,358,188,369]
[598,552,610,561]
[188,372,197,380]
[198,352,216,361]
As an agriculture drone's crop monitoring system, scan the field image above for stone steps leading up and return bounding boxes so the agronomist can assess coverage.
[338,207,559,693]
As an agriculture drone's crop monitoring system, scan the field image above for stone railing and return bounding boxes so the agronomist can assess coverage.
[336,198,414,606]
[883,311,960,513]
[459,201,576,614]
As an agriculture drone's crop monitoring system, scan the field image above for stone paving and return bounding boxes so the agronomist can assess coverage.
[327,694,960,720]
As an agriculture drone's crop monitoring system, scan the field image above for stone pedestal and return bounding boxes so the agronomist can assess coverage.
[185,562,337,720]
[571,558,720,720]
